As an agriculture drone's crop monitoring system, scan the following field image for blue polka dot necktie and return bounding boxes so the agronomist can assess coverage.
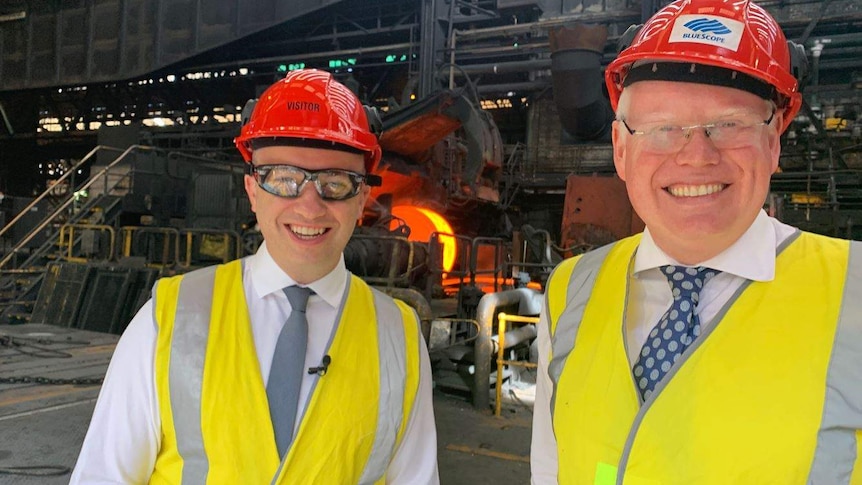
[632,265,720,401]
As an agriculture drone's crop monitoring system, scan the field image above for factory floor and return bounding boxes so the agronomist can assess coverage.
[0,323,535,484]
[434,390,533,485]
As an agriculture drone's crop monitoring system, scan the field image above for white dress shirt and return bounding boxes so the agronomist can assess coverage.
[530,211,797,484]
[71,242,439,484]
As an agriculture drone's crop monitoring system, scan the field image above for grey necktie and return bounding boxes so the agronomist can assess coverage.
[267,285,312,457]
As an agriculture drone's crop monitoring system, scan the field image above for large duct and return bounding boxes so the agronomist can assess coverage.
[549,24,615,142]
[473,288,543,410]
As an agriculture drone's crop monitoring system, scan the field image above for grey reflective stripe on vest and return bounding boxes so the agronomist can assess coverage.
[548,243,615,415]
[357,288,409,485]
[166,265,217,484]
[808,240,862,484]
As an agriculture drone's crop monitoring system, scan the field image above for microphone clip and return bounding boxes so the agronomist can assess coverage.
[307,355,331,376]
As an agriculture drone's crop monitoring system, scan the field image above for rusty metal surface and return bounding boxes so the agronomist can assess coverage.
[549,23,607,53]
[560,174,644,252]
[379,112,462,158]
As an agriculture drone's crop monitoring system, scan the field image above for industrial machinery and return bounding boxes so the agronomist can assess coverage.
[1,0,861,410]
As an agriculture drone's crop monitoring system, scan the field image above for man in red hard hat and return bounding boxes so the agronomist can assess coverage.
[532,1,862,483]
[72,69,439,484]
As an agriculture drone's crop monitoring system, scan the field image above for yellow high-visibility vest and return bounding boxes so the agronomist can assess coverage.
[545,231,862,484]
[149,260,421,484]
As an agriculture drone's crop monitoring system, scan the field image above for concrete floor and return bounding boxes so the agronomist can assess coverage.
[434,390,533,485]
[1,392,535,484]
[0,323,537,484]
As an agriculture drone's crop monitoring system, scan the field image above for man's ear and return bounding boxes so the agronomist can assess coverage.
[355,185,371,221]
[612,120,627,181]
[768,114,783,174]
[244,174,258,213]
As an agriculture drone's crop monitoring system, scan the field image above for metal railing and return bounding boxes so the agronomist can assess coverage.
[0,145,115,243]
[350,234,420,287]
[495,312,539,417]
[0,145,153,270]
[58,223,116,263]
[120,226,181,269]
[178,228,241,269]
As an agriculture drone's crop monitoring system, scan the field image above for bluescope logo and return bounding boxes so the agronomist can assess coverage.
[286,101,321,112]
[669,14,744,51]
[683,18,732,36]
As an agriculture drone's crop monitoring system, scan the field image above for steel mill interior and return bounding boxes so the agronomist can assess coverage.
[1,0,860,483]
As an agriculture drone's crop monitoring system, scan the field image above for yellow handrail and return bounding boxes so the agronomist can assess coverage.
[59,223,116,263]
[495,312,539,417]
[120,226,181,269]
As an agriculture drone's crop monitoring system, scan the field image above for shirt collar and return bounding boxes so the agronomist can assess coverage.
[248,241,348,308]
[633,210,777,281]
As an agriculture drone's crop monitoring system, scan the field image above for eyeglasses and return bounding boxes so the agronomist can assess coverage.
[619,110,775,154]
[249,164,382,201]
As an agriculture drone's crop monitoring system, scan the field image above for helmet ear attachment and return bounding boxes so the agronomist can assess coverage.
[363,105,383,137]
[617,24,643,53]
[240,99,258,127]
[787,41,809,88]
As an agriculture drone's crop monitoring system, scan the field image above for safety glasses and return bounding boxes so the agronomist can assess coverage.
[249,164,382,201]
[619,110,775,154]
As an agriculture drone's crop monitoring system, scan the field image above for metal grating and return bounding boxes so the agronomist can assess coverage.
[29,263,93,328]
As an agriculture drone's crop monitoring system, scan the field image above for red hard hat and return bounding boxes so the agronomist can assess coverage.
[234,69,382,172]
[605,0,803,133]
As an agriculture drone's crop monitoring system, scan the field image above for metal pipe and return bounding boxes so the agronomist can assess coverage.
[377,287,434,344]
[0,101,14,136]
[475,81,549,94]
[473,288,543,410]
[549,24,613,142]
[453,10,640,41]
[449,27,460,80]
[491,323,537,354]
[456,59,551,75]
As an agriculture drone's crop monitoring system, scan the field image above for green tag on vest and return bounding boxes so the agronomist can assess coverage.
[595,462,618,485]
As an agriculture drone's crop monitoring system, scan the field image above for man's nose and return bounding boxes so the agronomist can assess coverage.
[292,180,327,216]
[674,127,720,166]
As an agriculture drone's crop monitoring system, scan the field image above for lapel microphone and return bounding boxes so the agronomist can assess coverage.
[307,355,331,376]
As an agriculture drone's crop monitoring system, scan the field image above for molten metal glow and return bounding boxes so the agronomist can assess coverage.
[441,276,542,295]
[390,206,455,272]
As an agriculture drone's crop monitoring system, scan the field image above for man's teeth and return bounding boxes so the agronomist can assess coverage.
[290,225,326,237]
[667,184,726,197]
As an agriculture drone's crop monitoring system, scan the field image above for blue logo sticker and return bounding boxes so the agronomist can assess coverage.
[670,14,743,51]
[683,18,732,35]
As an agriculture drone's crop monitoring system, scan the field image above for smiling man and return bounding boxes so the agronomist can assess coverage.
[71,69,439,485]
[530,1,862,484]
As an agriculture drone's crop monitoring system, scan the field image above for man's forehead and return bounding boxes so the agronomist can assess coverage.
[252,143,364,162]
[624,81,768,112]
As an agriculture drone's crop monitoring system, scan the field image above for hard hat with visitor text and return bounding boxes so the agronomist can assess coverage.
[234,69,383,173]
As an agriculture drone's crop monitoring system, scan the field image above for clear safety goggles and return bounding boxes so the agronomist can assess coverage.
[249,164,381,201]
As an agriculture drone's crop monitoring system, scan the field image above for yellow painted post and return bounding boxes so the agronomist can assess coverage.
[122,227,133,258]
[496,312,508,417]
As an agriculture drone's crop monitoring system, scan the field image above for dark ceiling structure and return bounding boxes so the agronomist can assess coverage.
[0,0,860,235]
